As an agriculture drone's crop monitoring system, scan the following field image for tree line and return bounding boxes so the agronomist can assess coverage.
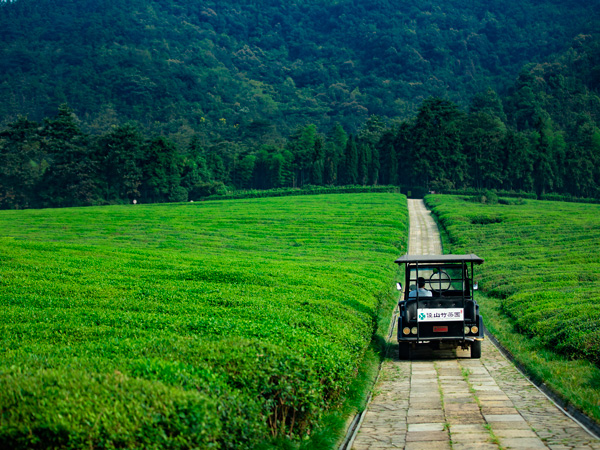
[0,96,597,209]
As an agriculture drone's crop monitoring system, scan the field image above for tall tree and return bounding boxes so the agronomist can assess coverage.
[394,122,415,187]
[507,69,542,131]
[269,152,287,188]
[357,141,371,185]
[533,115,563,196]
[502,130,534,192]
[358,116,384,186]
[463,112,506,190]
[323,123,347,185]
[0,117,43,209]
[411,98,466,190]
[377,130,397,186]
[358,116,386,147]
[235,153,256,189]
[369,140,380,186]
[139,136,183,203]
[310,135,324,185]
[565,116,600,198]
[39,104,99,207]
[94,122,144,203]
[340,135,358,185]
[287,124,318,187]
[469,88,507,123]
[181,134,211,195]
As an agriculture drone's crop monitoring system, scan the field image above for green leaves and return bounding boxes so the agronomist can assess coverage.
[426,194,600,365]
[0,193,408,447]
[0,367,224,449]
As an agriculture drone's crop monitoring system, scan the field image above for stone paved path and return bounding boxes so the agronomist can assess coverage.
[350,199,600,450]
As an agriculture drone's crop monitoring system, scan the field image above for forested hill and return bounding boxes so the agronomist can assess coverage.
[0,0,597,143]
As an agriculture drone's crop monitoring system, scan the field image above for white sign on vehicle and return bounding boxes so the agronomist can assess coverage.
[417,308,464,322]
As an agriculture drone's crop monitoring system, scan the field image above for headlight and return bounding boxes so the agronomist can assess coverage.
[471,326,479,334]
[411,327,418,335]
[464,326,470,334]
[403,327,411,335]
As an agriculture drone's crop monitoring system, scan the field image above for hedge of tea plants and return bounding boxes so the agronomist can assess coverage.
[0,193,407,449]
[425,194,600,365]
[203,185,400,201]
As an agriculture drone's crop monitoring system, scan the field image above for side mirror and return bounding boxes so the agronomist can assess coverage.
[473,282,479,291]
[396,282,403,291]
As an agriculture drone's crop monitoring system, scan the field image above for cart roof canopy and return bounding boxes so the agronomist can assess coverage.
[394,254,484,265]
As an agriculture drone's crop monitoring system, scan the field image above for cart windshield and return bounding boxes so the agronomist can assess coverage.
[407,264,470,297]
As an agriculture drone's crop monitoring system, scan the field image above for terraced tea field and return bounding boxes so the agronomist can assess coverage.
[425,194,600,423]
[0,193,407,449]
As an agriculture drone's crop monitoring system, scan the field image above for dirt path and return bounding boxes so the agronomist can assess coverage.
[349,199,600,450]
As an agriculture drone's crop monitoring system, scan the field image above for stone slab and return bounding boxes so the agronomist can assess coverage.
[408,423,446,432]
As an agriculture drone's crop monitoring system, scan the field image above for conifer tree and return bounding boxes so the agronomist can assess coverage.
[393,122,415,188]
[411,97,465,190]
[139,136,183,203]
[181,134,210,195]
[310,135,324,185]
[341,135,358,185]
[0,117,43,209]
[94,122,143,203]
[357,141,370,185]
[463,112,506,190]
[39,104,99,207]
[324,123,347,185]
[377,130,397,186]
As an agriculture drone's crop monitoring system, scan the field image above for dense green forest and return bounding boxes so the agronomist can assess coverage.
[0,0,599,208]
[0,0,597,137]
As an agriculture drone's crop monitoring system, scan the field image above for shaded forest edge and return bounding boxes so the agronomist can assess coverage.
[1,33,599,209]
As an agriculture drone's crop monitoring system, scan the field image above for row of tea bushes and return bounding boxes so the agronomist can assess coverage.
[0,193,407,448]
[203,185,400,201]
[425,195,600,365]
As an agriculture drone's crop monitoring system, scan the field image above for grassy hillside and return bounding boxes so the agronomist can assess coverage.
[0,193,407,448]
[425,194,600,423]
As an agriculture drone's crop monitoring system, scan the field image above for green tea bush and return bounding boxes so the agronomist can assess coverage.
[441,188,537,200]
[202,185,399,201]
[540,193,600,204]
[425,194,600,366]
[0,193,407,448]
[0,367,227,449]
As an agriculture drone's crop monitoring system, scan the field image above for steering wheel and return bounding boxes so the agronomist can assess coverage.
[429,270,451,293]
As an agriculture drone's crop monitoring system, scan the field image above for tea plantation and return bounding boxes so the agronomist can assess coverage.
[425,194,600,421]
[0,193,407,449]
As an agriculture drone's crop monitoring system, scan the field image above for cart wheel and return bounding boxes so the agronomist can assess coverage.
[471,340,481,359]
[399,342,411,360]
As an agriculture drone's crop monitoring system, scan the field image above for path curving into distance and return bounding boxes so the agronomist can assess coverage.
[406,199,443,255]
[349,199,600,450]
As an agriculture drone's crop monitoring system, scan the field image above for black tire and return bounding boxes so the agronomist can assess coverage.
[399,342,411,360]
[471,340,482,359]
